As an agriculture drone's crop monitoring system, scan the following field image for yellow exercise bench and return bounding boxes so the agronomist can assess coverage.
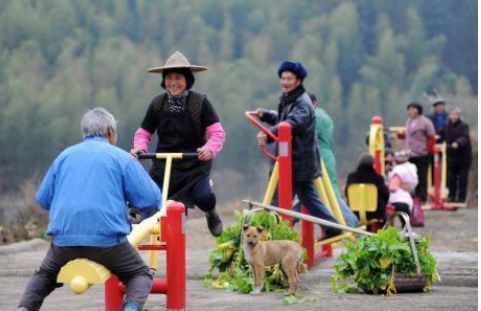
[347,183,382,231]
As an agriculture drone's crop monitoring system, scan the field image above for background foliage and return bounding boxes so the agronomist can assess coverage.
[0,0,477,215]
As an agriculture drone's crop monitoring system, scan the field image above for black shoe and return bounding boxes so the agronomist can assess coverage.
[317,228,342,242]
[206,210,223,237]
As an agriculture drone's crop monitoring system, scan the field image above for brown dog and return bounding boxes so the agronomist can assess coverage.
[242,225,305,295]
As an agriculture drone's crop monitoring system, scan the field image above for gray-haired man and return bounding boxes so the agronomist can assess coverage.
[17,107,161,311]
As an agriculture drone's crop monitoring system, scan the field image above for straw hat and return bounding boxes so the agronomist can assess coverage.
[147,51,208,73]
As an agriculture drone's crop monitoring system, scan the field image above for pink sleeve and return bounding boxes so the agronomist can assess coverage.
[133,128,152,152]
[389,174,401,192]
[203,122,226,158]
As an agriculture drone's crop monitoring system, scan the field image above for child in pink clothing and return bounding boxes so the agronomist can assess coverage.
[388,151,418,224]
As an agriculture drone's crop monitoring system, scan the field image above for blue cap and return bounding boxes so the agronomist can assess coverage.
[277,61,308,81]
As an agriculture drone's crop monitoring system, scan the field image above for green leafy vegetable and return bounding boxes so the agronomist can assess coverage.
[331,227,439,295]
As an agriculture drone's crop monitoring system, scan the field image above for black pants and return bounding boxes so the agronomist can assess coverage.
[18,242,153,311]
[448,164,470,202]
[409,155,431,202]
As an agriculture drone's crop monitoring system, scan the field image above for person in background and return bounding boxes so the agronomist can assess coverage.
[17,108,161,311]
[405,102,436,203]
[388,151,418,225]
[345,154,390,224]
[254,60,342,241]
[130,51,226,237]
[306,93,359,227]
[427,96,448,139]
[439,107,472,203]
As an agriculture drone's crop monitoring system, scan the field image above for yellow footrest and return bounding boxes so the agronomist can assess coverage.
[57,259,112,294]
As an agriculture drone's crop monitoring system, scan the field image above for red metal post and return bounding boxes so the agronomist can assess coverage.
[105,275,124,311]
[277,122,293,222]
[151,279,168,294]
[301,206,314,267]
[166,201,186,311]
[321,244,333,258]
[161,215,167,243]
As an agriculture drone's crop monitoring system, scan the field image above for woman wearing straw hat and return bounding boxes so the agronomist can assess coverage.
[130,51,226,237]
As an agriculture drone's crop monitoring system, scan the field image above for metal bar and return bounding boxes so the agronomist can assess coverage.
[137,152,198,160]
[148,234,160,270]
[243,200,374,236]
[244,111,278,142]
[369,117,385,176]
[441,143,447,199]
[262,161,279,205]
[320,160,346,226]
[166,202,186,310]
[138,244,166,251]
[161,157,173,214]
[127,211,162,246]
[277,122,293,223]
[314,177,332,214]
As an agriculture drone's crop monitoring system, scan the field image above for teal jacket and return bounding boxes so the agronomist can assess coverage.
[315,107,340,198]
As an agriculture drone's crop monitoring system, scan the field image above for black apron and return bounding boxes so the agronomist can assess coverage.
[149,91,212,203]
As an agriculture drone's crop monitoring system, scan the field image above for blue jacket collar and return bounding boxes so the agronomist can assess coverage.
[84,135,108,142]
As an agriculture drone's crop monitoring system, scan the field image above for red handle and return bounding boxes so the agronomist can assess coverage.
[245,111,278,161]
[245,111,278,142]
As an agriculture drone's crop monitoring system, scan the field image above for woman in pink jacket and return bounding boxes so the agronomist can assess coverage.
[130,51,226,237]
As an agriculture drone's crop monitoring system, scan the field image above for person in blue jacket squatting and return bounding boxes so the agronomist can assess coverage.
[17,108,161,311]
[253,61,342,241]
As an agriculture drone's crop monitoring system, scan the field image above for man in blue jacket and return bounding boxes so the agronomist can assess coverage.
[17,108,161,311]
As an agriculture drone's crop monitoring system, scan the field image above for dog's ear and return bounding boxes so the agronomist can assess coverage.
[242,224,250,231]
[256,226,264,234]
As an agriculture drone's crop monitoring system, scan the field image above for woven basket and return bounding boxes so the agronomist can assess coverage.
[393,273,428,293]
[387,212,430,293]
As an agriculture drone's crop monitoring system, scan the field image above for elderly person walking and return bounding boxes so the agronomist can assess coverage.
[405,102,436,203]
[17,108,161,311]
[253,61,342,241]
[439,108,472,202]
[130,51,226,237]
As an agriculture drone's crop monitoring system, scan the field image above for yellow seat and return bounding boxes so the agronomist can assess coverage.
[57,259,111,294]
[347,183,378,226]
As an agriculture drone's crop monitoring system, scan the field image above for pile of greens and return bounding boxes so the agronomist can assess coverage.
[203,210,303,293]
[331,227,440,295]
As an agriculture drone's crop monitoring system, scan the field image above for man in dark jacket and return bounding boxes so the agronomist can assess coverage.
[427,97,448,138]
[345,154,390,223]
[254,61,342,240]
[439,108,472,202]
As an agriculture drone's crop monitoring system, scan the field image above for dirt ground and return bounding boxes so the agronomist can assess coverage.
[0,204,477,311]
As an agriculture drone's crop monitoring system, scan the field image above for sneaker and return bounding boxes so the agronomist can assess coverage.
[123,301,141,311]
[206,210,223,237]
[17,307,29,311]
